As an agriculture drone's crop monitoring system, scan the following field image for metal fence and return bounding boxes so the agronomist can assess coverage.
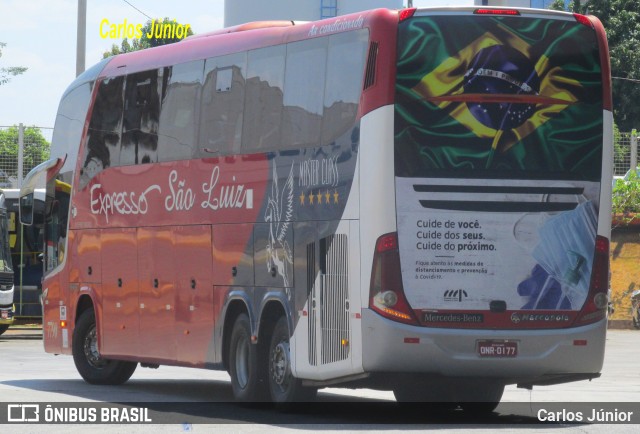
[614,131,638,177]
[0,124,52,189]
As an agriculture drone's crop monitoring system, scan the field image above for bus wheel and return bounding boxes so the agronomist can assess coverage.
[268,316,317,403]
[228,313,267,402]
[72,310,137,385]
[0,324,8,336]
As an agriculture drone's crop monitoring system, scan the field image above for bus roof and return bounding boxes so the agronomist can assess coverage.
[99,8,396,78]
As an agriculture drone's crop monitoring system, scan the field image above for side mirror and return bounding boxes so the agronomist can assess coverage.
[19,156,66,227]
[19,193,34,226]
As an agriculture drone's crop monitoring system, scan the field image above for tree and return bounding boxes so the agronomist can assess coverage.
[549,1,586,14]
[102,38,141,58]
[139,18,194,48]
[550,0,640,131]
[102,18,194,59]
[0,126,50,184]
[0,42,27,86]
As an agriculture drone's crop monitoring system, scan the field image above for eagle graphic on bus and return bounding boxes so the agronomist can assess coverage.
[264,163,295,293]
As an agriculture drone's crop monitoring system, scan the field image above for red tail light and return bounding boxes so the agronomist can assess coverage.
[399,8,416,22]
[369,232,418,325]
[474,9,520,16]
[574,236,609,326]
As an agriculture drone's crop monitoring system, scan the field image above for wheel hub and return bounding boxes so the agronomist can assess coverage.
[271,341,290,386]
[83,326,107,368]
[235,335,249,389]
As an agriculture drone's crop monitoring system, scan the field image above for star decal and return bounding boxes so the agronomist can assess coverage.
[298,189,340,206]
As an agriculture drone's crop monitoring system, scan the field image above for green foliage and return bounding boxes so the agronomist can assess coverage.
[0,42,27,86]
[139,18,194,48]
[581,1,640,131]
[102,18,193,59]
[102,38,141,59]
[612,168,640,226]
[0,126,50,179]
[549,0,587,13]
[549,1,640,131]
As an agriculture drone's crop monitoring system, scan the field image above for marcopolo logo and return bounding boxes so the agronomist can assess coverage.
[443,289,468,302]
[511,312,570,324]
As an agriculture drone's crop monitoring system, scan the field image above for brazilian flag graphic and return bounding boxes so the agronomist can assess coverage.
[395,15,603,181]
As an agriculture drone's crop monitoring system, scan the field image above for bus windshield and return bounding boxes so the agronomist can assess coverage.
[394,13,603,181]
[0,206,12,274]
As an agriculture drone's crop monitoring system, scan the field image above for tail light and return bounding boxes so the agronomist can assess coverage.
[369,232,419,325]
[573,236,609,325]
[399,8,416,22]
[474,9,520,16]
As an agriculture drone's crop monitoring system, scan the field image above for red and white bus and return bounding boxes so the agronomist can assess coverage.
[21,6,612,409]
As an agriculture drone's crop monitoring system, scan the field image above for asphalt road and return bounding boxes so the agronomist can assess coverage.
[1,327,639,432]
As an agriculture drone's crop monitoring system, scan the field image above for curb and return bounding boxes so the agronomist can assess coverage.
[608,319,635,329]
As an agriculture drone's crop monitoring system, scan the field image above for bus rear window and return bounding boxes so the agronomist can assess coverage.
[394,14,603,181]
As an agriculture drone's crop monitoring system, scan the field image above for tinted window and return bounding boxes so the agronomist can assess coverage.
[242,45,286,152]
[122,69,163,165]
[82,76,123,187]
[322,30,368,145]
[53,82,93,186]
[282,38,327,148]
[158,61,203,162]
[200,52,247,155]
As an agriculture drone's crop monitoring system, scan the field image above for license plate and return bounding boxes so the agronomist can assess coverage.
[477,340,518,358]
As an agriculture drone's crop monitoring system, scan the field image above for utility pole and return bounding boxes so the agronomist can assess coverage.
[76,0,86,76]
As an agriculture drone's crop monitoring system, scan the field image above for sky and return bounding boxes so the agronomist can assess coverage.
[0,0,472,129]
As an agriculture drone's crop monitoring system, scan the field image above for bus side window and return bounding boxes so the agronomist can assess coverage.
[322,29,368,146]
[158,61,204,162]
[242,45,286,153]
[82,76,124,186]
[282,38,328,149]
[199,52,247,156]
[122,69,162,165]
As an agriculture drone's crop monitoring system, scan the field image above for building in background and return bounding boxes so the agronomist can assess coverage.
[224,0,403,27]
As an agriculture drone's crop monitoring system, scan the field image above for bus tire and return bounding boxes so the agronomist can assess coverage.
[0,324,8,336]
[72,310,137,385]
[268,316,317,404]
[228,313,268,402]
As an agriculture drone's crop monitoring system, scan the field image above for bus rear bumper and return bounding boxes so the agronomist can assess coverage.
[361,309,606,386]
